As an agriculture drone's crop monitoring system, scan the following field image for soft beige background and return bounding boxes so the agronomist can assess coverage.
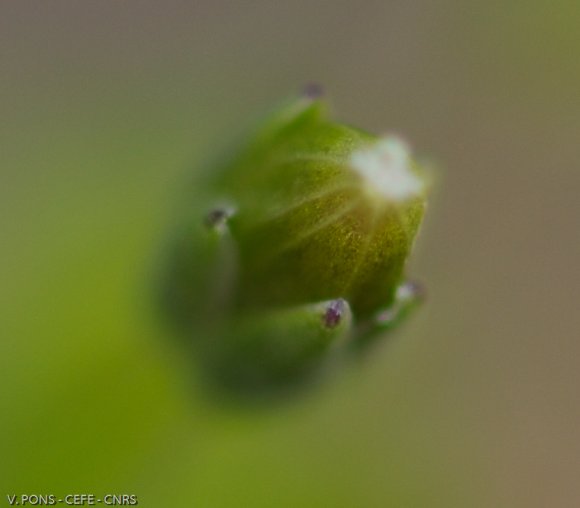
[2,2,580,506]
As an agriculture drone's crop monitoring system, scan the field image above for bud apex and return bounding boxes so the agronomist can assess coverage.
[204,207,232,230]
[324,299,346,328]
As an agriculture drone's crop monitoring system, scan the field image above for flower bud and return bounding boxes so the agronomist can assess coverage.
[164,89,430,390]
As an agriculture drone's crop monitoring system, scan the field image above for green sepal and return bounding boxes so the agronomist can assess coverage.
[162,206,238,326]
[203,298,352,388]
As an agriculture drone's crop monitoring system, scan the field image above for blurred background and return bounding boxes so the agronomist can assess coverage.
[2,1,580,506]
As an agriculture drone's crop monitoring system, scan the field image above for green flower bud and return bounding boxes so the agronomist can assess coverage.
[164,88,430,391]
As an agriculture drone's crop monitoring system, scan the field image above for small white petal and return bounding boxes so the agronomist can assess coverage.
[350,137,424,203]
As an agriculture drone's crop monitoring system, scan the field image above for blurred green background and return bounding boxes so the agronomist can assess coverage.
[2,2,580,507]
